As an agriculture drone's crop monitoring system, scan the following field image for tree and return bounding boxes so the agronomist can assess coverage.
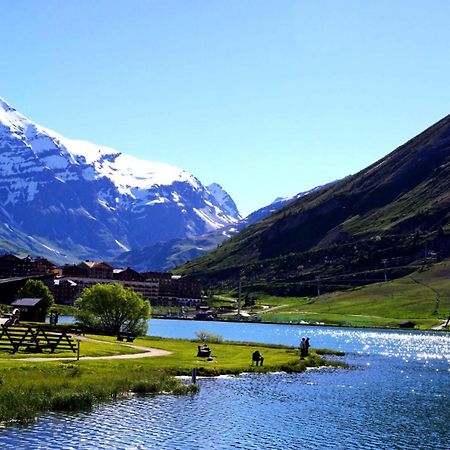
[75,283,150,335]
[16,279,55,314]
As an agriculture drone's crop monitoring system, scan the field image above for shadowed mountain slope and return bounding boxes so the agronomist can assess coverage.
[179,114,450,290]
[113,183,336,271]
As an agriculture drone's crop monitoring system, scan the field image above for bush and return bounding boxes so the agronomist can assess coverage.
[51,392,94,411]
[195,330,223,343]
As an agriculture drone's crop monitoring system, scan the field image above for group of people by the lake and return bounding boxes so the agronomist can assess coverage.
[299,337,310,359]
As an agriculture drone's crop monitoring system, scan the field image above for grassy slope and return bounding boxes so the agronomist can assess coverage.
[254,261,450,328]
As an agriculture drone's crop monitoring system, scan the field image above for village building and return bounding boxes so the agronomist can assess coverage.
[53,267,201,307]
[0,254,58,278]
[62,261,114,279]
[51,276,160,305]
[0,254,33,278]
[0,254,202,309]
[113,267,144,282]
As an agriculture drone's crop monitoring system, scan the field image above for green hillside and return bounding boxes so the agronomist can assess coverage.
[251,261,450,329]
[179,114,450,294]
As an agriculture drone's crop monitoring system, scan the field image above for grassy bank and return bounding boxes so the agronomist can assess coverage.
[245,262,450,329]
[0,335,345,424]
[89,335,346,376]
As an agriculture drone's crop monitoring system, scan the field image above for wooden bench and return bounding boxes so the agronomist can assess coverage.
[197,345,211,357]
[117,331,135,342]
[0,325,77,354]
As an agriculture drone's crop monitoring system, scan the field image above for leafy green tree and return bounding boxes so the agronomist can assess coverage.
[75,283,150,335]
[16,279,55,314]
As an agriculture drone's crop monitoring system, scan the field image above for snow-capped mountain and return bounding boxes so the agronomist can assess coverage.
[0,97,240,262]
[114,181,340,271]
[207,183,241,220]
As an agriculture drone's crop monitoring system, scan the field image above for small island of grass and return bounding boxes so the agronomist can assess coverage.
[0,335,346,424]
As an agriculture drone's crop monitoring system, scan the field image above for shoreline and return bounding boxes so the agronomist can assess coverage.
[0,335,346,425]
[150,315,448,332]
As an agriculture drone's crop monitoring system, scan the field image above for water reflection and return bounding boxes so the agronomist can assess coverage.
[150,319,450,362]
[1,321,449,449]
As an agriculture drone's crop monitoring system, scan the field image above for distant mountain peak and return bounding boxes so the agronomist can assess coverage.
[0,97,14,111]
[207,182,241,220]
[0,96,240,263]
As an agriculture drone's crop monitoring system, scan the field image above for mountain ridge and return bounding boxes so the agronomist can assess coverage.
[113,181,338,271]
[178,113,450,291]
[0,96,240,263]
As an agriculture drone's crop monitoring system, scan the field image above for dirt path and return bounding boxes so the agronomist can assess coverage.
[431,320,450,331]
[13,335,171,362]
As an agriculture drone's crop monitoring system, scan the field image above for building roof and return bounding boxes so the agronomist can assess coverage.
[0,276,34,284]
[54,278,77,286]
[12,297,44,307]
[79,261,113,270]
[0,254,22,262]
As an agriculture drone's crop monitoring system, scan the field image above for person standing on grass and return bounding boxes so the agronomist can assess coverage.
[299,338,306,359]
[305,337,310,356]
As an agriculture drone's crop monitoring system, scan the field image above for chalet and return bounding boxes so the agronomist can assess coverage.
[52,278,79,305]
[87,261,114,279]
[113,267,144,282]
[32,257,59,276]
[62,264,89,278]
[0,254,58,278]
[62,261,114,279]
[0,254,33,278]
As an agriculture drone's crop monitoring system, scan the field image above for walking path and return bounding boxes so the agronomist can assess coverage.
[431,320,450,331]
[12,335,171,362]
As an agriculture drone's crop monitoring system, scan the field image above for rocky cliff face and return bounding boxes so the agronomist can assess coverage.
[0,97,240,263]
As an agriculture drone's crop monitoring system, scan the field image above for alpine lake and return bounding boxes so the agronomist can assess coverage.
[0,319,449,449]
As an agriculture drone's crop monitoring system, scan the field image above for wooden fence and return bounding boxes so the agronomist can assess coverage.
[0,325,77,354]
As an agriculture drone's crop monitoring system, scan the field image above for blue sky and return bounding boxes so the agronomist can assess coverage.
[1,1,450,215]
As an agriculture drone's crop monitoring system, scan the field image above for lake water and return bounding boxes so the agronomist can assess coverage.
[1,319,449,449]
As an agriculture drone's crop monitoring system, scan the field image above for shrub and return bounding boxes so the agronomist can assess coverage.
[51,392,94,411]
[195,330,223,343]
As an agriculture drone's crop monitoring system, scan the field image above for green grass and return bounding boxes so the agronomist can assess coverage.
[0,338,142,359]
[207,294,237,308]
[0,360,197,423]
[251,262,450,329]
[0,335,345,424]
[84,334,344,376]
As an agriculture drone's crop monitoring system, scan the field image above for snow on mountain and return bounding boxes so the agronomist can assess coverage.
[0,96,239,262]
[207,183,241,220]
[115,182,339,271]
